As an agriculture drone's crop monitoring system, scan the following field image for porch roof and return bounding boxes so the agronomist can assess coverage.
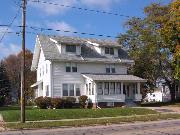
[82,74,147,82]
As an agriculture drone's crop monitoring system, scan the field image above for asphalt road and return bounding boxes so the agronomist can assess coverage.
[1,119,180,135]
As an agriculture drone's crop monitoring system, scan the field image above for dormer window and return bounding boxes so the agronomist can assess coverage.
[105,47,114,55]
[66,45,76,53]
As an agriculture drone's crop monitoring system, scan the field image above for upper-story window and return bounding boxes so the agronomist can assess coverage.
[66,45,76,53]
[66,63,77,72]
[106,64,116,74]
[105,47,114,55]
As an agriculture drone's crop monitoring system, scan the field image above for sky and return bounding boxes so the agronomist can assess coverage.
[0,0,171,59]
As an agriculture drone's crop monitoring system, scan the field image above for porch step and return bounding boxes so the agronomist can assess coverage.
[125,100,137,107]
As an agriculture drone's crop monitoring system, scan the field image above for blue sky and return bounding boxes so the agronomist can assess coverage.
[0,0,170,59]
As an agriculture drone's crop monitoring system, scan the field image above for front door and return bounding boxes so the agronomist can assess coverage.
[124,84,133,100]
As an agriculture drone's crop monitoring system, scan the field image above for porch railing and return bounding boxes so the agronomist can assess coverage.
[97,94,125,102]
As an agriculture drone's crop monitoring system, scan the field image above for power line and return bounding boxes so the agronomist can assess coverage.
[28,0,131,18]
[0,4,21,44]
[0,24,121,38]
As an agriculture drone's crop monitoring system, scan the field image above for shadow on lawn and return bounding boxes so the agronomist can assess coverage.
[0,106,33,111]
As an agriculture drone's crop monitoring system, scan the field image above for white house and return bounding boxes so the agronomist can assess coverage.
[144,79,171,103]
[31,35,146,107]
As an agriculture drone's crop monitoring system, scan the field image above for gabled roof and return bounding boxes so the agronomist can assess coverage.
[31,35,134,71]
[82,73,147,82]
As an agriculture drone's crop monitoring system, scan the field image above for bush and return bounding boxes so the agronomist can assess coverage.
[63,97,76,108]
[34,96,47,109]
[44,97,52,108]
[78,95,88,108]
[0,96,5,107]
[87,99,93,109]
[51,98,62,109]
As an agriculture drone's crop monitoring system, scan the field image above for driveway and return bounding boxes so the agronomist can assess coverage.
[136,106,180,114]
[1,119,180,135]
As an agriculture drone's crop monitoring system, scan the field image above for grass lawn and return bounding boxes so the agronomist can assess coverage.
[6,113,180,129]
[0,106,157,122]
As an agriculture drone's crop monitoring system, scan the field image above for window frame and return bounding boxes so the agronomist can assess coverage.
[105,47,114,55]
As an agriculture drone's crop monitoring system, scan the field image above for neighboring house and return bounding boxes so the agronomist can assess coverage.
[31,35,146,107]
[144,79,171,103]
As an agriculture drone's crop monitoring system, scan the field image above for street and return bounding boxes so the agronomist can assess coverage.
[1,119,180,135]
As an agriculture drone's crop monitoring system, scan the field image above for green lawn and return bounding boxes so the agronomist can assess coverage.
[6,113,180,129]
[0,106,157,122]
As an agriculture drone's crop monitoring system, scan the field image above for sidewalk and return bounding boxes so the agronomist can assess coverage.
[0,114,5,131]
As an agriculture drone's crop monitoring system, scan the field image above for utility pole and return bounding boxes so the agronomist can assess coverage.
[21,0,26,123]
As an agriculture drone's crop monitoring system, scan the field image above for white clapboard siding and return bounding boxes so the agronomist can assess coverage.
[52,61,127,97]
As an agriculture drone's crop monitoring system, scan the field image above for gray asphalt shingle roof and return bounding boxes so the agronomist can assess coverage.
[38,35,133,63]
[82,74,147,82]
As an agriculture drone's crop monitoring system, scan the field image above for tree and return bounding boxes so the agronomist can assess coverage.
[0,61,11,106]
[118,1,179,100]
[3,49,36,102]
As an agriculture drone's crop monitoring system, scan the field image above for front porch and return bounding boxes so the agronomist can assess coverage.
[82,74,146,107]
[96,82,142,102]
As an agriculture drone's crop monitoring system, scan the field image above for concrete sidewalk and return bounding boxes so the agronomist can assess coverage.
[6,113,168,124]
[0,114,5,131]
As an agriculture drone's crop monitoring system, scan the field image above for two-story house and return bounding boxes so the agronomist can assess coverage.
[31,35,146,107]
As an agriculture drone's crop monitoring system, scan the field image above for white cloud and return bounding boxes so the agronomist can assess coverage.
[80,0,120,9]
[47,21,76,35]
[29,0,77,15]
[0,43,21,59]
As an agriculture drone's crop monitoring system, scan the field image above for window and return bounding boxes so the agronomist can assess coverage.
[66,45,76,53]
[63,83,81,97]
[76,84,80,96]
[105,47,110,54]
[72,63,77,72]
[110,48,114,55]
[106,64,116,74]
[106,65,110,73]
[116,82,121,94]
[89,83,91,95]
[104,82,109,95]
[63,84,68,96]
[66,63,71,72]
[69,84,74,96]
[105,47,114,55]
[86,84,88,95]
[66,63,77,72]
[97,82,103,95]
[111,64,116,73]
[110,82,115,95]
[46,85,49,96]
[92,84,94,95]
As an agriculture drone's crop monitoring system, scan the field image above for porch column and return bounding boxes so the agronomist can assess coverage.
[137,82,140,94]
[121,82,123,94]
